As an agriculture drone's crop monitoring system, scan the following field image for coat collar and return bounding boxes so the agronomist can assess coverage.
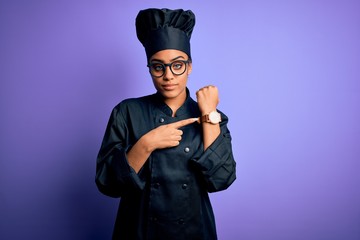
[153,88,194,117]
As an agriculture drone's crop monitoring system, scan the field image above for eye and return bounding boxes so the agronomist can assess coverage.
[172,61,184,70]
[151,63,164,72]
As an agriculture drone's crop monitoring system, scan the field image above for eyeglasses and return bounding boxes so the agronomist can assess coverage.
[147,60,190,78]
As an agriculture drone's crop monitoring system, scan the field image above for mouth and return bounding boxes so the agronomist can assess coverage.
[162,84,177,91]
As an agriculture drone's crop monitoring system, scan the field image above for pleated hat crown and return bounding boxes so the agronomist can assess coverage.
[136,8,195,61]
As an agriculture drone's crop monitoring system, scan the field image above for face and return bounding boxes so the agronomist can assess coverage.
[148,49,192,102]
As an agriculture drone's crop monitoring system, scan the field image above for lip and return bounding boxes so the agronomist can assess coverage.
[162,84,177,91]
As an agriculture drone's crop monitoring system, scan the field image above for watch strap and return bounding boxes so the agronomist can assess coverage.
[200,114,210,123]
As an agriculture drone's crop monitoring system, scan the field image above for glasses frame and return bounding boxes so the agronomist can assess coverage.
[147,60,190,78]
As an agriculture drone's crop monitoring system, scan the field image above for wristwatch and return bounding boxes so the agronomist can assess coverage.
[200,110,221,124]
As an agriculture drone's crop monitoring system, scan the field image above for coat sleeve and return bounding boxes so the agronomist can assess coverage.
[190,112,236,193]
[95,105,146,198]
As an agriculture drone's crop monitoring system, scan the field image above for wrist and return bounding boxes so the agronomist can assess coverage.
[200,110,221,124]
[200,108,216,115]
[139,135,156,153]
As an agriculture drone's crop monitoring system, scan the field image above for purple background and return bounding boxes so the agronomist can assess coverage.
[1,1,359,239]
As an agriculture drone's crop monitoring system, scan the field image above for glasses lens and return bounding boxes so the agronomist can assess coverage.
[149,63,165,77]
[148,60,188,77]
[171,61,187,75]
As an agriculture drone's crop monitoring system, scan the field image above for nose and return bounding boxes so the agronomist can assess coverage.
[163,65,174,80]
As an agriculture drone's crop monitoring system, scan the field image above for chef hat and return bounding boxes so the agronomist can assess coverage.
[136,8,196,61]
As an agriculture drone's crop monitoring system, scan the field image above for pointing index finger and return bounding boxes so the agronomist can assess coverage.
[172,118,199,129]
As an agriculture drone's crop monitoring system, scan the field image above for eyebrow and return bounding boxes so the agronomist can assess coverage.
[150,56,185,63]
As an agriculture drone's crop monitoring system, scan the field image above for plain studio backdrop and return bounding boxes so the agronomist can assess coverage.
[1,0,359,239]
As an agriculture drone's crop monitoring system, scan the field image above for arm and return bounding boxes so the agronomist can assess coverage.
[196,85,221,150]
[193,86,236,192]
[127,118,198,173]
[96,104,198,197]
[95,106,146,198]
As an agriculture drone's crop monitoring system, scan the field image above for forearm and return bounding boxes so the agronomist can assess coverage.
[127,118,198,173]
[196,85,221,150]
[126,135,154,173]
[202,122,220,150]
[96,144,147,196]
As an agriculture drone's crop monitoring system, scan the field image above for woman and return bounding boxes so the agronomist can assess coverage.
[96,8,236,240]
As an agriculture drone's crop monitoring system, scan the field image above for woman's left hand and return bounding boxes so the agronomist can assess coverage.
[196,85,219,114]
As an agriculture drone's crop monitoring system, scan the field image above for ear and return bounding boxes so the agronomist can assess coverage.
[187,62,192,75]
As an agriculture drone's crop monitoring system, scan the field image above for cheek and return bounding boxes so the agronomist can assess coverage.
[180,76,188,85]
[152,78,161,88]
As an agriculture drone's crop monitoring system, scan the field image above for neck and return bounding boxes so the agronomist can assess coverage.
[164,91,187,117]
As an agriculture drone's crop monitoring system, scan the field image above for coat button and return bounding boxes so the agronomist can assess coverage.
[184,147,190,153]
[178,218,185,225]
[159,118,165,123]
[182,183,188,189]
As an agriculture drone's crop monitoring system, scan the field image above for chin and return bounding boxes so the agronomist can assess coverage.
[161,90,179,99]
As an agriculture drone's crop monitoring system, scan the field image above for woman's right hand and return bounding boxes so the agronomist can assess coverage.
[143,118,198,151]
[127,117,198,173]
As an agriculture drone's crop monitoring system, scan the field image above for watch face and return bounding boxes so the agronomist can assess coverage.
[209,111,221,124]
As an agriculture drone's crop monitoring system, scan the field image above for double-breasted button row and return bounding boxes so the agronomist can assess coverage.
[152,183,188,190]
